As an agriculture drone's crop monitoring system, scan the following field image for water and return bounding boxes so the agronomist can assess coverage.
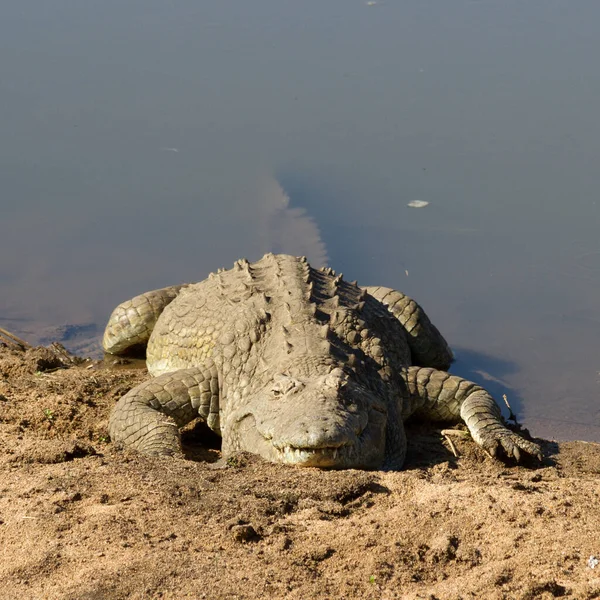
[2,0,600,441]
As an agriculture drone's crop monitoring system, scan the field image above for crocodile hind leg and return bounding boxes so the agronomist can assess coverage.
[401,367,542,461]
[363,286,453,370]
[108,362,220,456]
[103,284,187,355]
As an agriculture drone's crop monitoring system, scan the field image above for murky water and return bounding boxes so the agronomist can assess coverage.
[2,0,600,441]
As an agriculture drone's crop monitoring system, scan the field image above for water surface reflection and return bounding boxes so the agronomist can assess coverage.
[2,0,600,441]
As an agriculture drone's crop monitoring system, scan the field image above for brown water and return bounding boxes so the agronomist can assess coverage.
[2,0,600,441]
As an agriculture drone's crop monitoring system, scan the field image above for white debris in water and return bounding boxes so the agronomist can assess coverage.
[588,556,599,569]
[161,147,180,153]
[407,200,429,208]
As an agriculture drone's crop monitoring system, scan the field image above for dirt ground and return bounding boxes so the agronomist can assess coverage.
[1,343,600,600]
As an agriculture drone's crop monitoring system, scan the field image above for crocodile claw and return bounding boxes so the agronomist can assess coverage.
[481,429,542,462]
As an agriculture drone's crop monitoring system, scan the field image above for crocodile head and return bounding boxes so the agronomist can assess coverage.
[224,366,388,469]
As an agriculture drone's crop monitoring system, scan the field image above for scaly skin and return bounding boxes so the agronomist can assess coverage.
[104,253,541,469]
[103,285,187,354]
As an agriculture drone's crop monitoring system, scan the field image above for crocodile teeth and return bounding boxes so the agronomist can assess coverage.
[278,445,345,465]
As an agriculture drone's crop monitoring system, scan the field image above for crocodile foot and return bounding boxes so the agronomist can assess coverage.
[478,427,542,462]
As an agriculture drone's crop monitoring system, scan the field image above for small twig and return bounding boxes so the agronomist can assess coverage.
[48,342,81,366]
[37,373,58,380]
[440,429,470,457]
[442,433,459,457]
[0,327,32,350]
[502,394,518,424]
[440,429,470,439]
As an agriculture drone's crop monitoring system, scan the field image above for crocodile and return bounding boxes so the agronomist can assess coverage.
[104,253,541,469]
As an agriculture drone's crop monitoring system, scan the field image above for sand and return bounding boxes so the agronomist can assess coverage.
[1,343,600,600]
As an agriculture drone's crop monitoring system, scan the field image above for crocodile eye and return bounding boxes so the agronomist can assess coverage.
[271,375,303,397]
[324,368,349,390]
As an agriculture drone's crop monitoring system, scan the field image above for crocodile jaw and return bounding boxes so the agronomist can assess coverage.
[225,407,387,469]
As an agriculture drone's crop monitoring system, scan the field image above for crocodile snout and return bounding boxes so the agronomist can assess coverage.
[274,412,360,452]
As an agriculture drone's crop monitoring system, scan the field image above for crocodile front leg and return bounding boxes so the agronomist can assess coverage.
[364,286,453,370]
[402,367,542,461]
[103,284,187,355]
[108,362,220,456]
